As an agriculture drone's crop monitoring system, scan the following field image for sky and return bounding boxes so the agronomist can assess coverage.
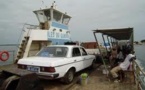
[0,0,145,44]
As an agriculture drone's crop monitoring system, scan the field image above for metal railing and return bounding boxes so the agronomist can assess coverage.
[17,23,40,46]
[133,60,145,90]
[15,23,40,59]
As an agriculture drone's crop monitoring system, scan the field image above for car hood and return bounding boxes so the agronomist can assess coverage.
[17,57,69,67]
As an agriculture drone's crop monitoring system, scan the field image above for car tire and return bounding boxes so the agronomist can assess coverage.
[63,69,75,84]
[90,60,96,69]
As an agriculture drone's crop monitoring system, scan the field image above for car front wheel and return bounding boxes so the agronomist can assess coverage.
[90,60,97,69]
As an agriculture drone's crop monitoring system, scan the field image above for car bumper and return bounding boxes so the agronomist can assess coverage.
[37,73,59,79]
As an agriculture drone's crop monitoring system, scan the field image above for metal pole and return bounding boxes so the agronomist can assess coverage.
[107,36,111,49]
[109,37,111,48]
[93,32,102,55]
[102,34,108,52]
[131,29,134,51]
[115,39,118,46]
[113,38,115,46]
[13,50,15,63]
[93,32,108,76]
[110,37,113,48]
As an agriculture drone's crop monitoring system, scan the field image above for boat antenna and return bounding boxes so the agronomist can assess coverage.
[52,1,57,9]
[40,0,45,9]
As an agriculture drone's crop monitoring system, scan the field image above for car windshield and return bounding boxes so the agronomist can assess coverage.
[36,47,68,57]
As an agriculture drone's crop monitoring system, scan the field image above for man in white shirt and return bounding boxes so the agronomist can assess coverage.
[110,52,135,81]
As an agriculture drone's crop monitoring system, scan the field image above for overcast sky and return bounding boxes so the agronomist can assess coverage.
[0,0,145,44]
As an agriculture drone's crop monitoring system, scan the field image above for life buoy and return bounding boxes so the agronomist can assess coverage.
[0,51,9,61]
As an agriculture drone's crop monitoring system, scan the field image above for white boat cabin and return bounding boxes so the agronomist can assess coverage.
[15,4,71,62]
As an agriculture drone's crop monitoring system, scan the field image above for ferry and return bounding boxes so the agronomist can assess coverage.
[14,1,71,62]
[0,2,145,90]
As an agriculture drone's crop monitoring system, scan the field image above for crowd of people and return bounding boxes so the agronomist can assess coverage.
[107,41,136,82]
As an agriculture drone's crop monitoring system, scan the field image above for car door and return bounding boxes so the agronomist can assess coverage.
[72,47,84,71]
[80,47,92,68]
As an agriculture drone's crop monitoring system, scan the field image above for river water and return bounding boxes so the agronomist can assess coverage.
[134,45,145,69]
[0,45,145,68]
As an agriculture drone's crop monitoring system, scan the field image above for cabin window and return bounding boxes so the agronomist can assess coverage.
[62,15,70,25]
[44,10,51,20]
[60,29,62,32]
[53,10,62,23]
[53,28,56,31]
[37,12,45,22]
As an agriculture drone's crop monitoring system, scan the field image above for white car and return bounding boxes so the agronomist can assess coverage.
[17,45,96,84]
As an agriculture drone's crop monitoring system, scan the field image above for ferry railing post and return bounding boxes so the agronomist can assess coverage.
[93,31,108,76]
[102,34,108,53]
[107,36,111,49]
[135,61,142,90]
[13,50,15,63]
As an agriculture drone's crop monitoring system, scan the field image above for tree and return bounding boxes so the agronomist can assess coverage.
[141,39,145,43]
[134,41,139,44]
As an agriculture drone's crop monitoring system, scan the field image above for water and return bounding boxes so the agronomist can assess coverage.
[0,45,145,66]
[134,45,145,69]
